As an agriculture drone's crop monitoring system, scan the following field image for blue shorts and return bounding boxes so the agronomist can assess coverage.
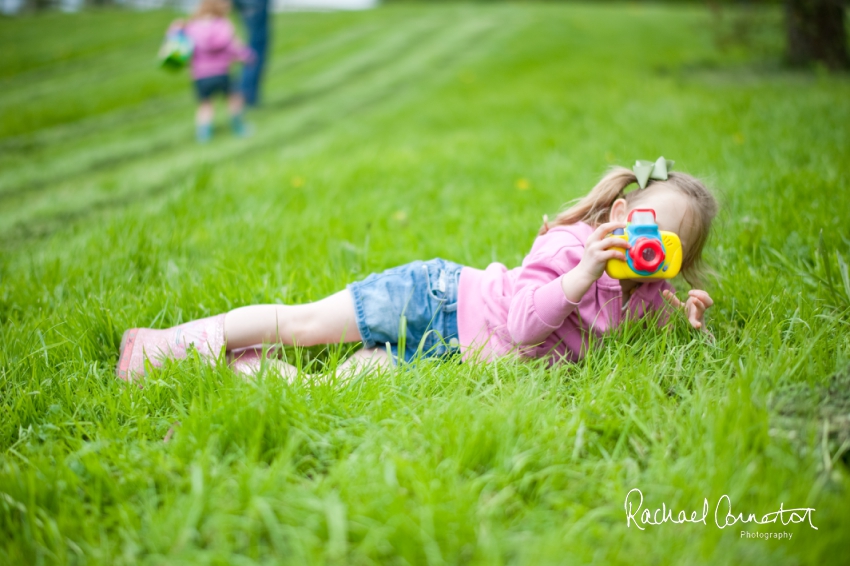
[347,258,463,363]
[194,74,232,101]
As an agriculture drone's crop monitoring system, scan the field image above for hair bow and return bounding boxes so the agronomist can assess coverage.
[632,157,674,189]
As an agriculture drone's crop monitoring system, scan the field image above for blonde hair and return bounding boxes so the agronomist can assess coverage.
[540,167,718,287]
[193,0,230,19]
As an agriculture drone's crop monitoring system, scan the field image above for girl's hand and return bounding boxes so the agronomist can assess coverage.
[560,221,629,303]
[662,289,713,331]
[576,221,630,282]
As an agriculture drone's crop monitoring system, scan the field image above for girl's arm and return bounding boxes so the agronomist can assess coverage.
[505,248,582,347]
[506,221,628,347]
[225,29,255,64]
[559,221,629,302]
[230,41,255,64]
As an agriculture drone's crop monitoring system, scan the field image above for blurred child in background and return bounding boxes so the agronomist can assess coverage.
[171,0,254,142]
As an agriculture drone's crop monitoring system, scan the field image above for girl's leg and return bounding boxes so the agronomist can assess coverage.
[224,289,362,350]
[294,347,391,381]
[227,92,249,136]
[118,289,368,381]
[235,347,391,383]
[227,92,244,116]
[232,354,299,381]
[196,101,214,142]
[335,347,392,375]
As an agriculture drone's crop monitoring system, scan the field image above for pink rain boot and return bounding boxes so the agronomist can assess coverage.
[116,314,227,381]
[229,346,262,376]
[228,345,280,377]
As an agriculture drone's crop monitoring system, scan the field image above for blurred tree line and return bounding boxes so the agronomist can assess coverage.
[707,0,847,69]
[7,0,848,70]
[783,0,848,68]
[710,0,848,70]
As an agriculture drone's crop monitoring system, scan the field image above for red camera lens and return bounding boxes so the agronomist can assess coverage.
[629,237,665,273]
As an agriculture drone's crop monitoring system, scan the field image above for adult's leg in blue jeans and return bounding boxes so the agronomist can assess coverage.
[234,0,270,106]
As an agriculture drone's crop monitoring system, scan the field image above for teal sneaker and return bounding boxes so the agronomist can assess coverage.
[196,123,212,143]
[231,114,252,138]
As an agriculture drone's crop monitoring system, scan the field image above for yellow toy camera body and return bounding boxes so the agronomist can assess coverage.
[605,209,683,280]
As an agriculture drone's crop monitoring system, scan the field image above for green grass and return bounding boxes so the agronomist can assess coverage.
[2,2,850,564]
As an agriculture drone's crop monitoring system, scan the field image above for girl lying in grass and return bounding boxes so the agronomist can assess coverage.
[117,161,718,380]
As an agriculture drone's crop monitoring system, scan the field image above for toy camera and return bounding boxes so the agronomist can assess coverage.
[605,209,682,280]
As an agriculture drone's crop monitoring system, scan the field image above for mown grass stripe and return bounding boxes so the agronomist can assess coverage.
[0,12,446,198]
[0,9,509,246]
[0,17,387,154]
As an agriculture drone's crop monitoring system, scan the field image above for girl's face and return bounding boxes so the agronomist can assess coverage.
[609,185,695,260]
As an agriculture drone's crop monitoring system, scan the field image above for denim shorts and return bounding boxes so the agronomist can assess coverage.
[347,258,463,363]
[194,74,232,101]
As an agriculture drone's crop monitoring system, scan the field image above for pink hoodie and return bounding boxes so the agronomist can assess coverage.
[177,18,253,80]
[457,222,674,363]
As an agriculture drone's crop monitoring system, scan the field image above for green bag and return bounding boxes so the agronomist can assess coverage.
[158,26,194,71]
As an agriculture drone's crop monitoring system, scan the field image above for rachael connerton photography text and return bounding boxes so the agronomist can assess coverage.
[624,488,817,531]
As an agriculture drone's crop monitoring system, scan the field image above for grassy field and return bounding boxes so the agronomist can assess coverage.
[2,2,850,564]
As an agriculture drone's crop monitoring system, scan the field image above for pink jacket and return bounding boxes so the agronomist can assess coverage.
[457,222,674,363]
[176,18,253,80]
